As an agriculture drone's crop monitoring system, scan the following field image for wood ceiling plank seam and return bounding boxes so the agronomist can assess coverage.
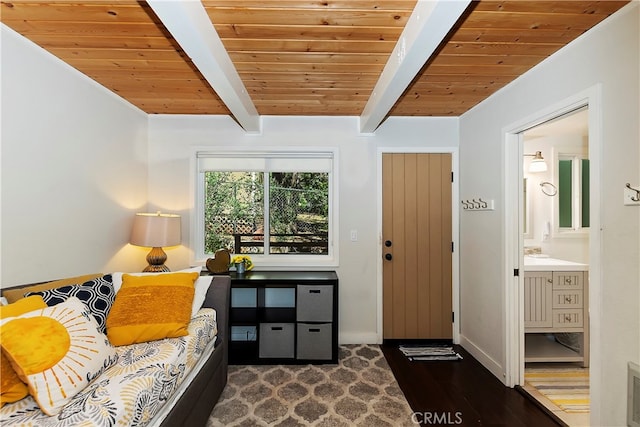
[46,48,190,61]
[0,4,162,22]
[238,72,381,77]
[203,3,416,10]
[2,23,172,38]
[462,10,623,31]
[63,58,210,69]
[226,53,390,64]
[201,1,418,9]
[212,24,405,40]
[233,65,385,73]
[472,1,630,14]
[429,55,552,65]
[204,7,415,17]
[449,28,588,43]
[219,39,398,53]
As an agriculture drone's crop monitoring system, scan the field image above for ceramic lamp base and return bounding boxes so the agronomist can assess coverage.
[143,247,170,272]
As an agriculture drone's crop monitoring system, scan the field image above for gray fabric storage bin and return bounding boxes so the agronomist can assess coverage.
[297,323,332,360]
[296,285,333,322]
[259,323,294,358]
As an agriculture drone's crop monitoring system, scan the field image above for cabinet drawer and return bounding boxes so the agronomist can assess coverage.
[259,323,294,358]
[553,272,583,290]
[297,285,333,322]
[297,323,332,360]
[552,290,583,308]
[552,309,583,327]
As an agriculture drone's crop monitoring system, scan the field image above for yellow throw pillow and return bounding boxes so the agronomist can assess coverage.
[0,295,47,407]
[0,297,116,416]
[106,272,198,346]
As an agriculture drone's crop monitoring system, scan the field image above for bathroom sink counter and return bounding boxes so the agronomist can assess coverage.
[523,256,588,271]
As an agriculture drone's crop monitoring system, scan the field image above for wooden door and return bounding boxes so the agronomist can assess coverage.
[382,153,452,339]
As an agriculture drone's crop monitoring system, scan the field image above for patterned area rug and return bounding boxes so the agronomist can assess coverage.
[207,344,416,426]
[525,368,590,413]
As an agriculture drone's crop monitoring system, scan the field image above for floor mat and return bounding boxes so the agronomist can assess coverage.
[398,345,463,361]
[525,368,589,413]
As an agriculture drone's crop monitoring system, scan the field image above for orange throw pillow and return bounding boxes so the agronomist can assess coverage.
[106,272,198,346]
[0,295,47,406]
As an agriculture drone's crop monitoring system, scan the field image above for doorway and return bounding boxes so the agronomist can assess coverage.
[519,108,591,426]
[381,153,453,340]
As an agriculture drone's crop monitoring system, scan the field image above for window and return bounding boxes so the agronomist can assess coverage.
[195,150,336,266]
[556,154,589,233]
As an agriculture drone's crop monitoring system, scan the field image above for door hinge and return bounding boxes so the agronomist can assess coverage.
[451,242,454,252]
[451,171,454,183]
[452,312,455,322]
[514,268,519,277]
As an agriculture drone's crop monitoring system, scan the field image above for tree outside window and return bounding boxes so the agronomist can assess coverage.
[204,171,329,256]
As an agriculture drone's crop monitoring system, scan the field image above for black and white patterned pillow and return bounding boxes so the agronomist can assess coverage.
[26,274,114,333]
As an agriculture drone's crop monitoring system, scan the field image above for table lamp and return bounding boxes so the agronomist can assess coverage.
[130,212,181,272]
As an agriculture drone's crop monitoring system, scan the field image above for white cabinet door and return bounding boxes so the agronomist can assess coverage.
[524,272,553,328]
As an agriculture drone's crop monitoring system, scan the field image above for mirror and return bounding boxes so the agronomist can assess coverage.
[522,107,589,240]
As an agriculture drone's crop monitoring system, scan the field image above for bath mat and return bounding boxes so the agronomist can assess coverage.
[398,345,463,361]
[525,368,589,413]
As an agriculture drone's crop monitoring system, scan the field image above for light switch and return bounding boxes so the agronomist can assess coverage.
[350,230,358,241]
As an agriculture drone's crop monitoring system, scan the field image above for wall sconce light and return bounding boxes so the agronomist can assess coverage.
[524,151,548,173]
[130,212,181,272]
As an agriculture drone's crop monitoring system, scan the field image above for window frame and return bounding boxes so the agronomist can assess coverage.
[552,149,589,237]
[192,147,339,268]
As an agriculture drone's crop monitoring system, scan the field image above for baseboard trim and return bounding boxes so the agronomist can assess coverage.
[339,332,379,345]
[459,334,505,385]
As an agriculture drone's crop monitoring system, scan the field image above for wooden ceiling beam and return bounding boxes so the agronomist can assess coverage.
[146,0,260,132]
[360,0,472,133]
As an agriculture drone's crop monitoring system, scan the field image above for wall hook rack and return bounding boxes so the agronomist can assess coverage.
[626,183,640,202]
[461,197,494,211]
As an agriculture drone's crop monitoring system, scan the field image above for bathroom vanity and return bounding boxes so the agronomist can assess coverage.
[523,256,589,367]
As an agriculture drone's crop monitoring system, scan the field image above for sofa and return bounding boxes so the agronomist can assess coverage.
[0,270,230,427]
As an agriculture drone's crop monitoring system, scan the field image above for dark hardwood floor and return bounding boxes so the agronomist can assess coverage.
[381,343,563,427]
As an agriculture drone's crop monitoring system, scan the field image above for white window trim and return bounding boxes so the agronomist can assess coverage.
[552,147,589,238]
[191,147,339,269]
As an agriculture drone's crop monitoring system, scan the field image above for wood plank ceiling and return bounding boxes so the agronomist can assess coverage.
[1,0,630,124]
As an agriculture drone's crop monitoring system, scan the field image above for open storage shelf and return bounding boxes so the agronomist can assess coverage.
[218,271,339,365]
[524,333,583,363]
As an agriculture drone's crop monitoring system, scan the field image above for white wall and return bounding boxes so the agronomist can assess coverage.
[147,114,458,343]
[0,25,149,286]
[459,4,639,425]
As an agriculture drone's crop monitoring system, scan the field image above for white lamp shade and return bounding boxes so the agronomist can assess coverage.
[130,213,181,247]
[527,151,548,173]
[529,159,548,173]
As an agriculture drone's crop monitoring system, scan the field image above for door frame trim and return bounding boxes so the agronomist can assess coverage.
[502,85,602,406]
[376,147,460,343]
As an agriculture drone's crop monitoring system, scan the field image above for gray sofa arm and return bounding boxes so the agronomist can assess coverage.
[202,275,230,352]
